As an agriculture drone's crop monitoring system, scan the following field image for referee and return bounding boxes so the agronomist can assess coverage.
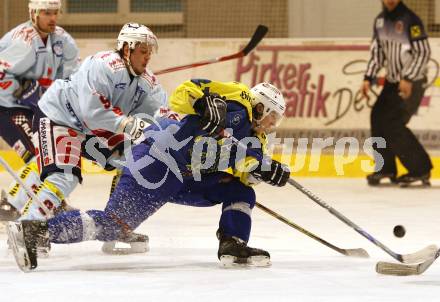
[361,0,432,187]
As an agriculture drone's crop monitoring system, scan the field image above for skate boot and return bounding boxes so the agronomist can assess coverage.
[6,220,48,271]
[366,172,397,186]
[0,190,20,221]
[101,232,149,255]
[397,172,431,188]
[217,230,270,267]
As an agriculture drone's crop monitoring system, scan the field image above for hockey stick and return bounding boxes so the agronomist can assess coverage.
[154,25,268,75]
[376,248,440,276]
[285,177,438,264]
[255,201,369,258]
[220,131,437,264]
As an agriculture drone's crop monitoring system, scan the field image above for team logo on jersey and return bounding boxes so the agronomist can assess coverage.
[232,113,241,125]
[52,41,63,57]
[395,21,404,34]
[376,18,384,29]
[410,25,422,38]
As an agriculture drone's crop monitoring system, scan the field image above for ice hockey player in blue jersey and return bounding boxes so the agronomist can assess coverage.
[7,80,290,271]
[0,0,79,220]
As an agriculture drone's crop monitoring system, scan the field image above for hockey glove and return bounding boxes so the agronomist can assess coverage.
[194,93,227,135]
[123,117,150,144]
[251,159,290,187]
[14,80,45,108]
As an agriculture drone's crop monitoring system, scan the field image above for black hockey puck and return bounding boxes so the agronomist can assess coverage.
[393,225,406,238]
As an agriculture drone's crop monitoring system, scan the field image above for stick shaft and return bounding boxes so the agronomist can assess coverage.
[286,178,402,261]
[256,201,347,255]
[154,25,268,75]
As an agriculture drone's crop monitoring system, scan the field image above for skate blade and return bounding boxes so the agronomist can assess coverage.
[399,180,431,188]
[6,222,33,272]
[101,241,149,255]
[219,255,271,268]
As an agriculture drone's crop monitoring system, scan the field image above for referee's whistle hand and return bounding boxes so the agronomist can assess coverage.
[398,79,412,99]
[361,80,371,99]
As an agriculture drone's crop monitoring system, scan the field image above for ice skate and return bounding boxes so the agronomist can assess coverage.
[7,220,48,271]
[366,172,397,186]
[217,233,270,268]
[397,172,431,188]
[101,232,149,255]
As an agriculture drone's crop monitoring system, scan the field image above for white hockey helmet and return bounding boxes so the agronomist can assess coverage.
[29,0,61,11]
[117,23,158,53]
[250,82,285,126]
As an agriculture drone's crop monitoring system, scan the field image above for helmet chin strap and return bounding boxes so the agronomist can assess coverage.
[252,119,263,133]
[124,48,139,77]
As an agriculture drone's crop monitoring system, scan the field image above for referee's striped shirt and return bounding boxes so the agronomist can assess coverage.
[364,2,430,84]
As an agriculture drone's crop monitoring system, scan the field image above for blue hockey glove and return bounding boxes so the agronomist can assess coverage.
[251,159,290,187]
[14,80,45,107]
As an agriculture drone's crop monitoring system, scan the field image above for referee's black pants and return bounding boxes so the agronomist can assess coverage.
[370,79,432,176]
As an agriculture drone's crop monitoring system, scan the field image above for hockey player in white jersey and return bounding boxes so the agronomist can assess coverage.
[0,0,79,220]
[15,22,167,226]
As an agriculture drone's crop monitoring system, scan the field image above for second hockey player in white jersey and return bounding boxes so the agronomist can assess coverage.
[15,23,168,224]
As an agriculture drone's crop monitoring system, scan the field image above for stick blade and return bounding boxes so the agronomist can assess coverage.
[401,244,438,264]
[241,25,268,55]
[342,248,370,258]
[376,255,438,276]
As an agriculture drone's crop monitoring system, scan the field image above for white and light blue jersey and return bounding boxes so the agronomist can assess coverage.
[0,21,79,108]
[38,50,168,135]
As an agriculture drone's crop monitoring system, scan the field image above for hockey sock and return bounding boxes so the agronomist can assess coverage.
[219,202,252,242]
[7,158,41,211]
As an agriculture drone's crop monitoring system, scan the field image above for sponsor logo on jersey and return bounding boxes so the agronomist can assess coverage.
[0,81,12,90]
[115,83,127,89]
[108,58,125,71]
[12,114,33,141]
[376,18,384,29]
[12,140,27,159]
[410,25,422,38]
[240,90,252,102]
[39,118,54,166]
[395,21,404,34]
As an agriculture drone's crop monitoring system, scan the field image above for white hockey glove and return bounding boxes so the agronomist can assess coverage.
[123,117,150,144]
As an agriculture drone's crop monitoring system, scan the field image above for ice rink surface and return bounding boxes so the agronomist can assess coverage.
[0,173,439,302]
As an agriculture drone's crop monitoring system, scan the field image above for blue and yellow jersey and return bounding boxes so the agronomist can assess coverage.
[169,79,254,122]
[167,79,268,186]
